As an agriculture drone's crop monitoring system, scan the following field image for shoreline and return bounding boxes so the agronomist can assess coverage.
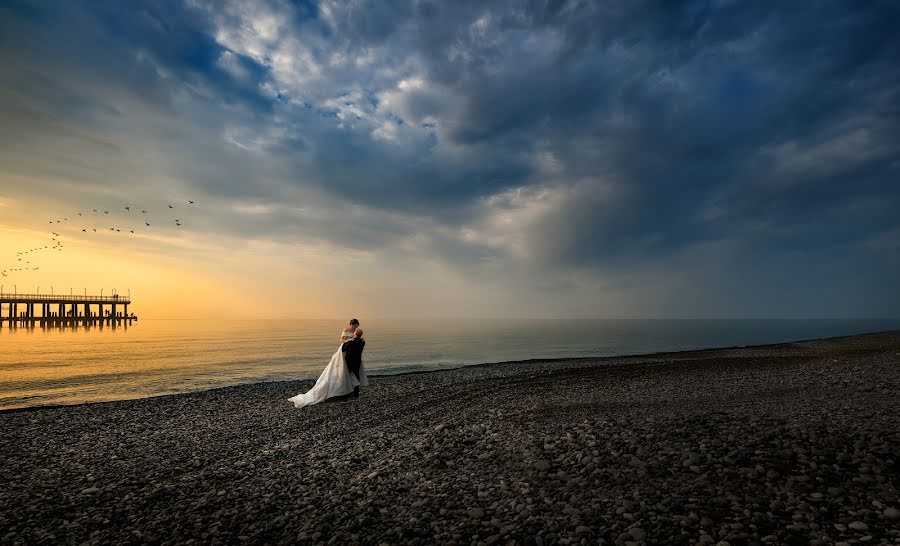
[3,328,898,415]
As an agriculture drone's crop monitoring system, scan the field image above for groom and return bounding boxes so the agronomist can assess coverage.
[341,328,365,399]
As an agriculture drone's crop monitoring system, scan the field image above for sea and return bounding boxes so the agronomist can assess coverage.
[1,318,898,410]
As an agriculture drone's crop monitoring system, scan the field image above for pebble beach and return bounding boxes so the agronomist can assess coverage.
[1,331,899,545]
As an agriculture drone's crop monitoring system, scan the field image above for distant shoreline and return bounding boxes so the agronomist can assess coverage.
[2,328,898,414]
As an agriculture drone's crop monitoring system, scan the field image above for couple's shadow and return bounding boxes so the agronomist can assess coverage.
[324,392,359,404]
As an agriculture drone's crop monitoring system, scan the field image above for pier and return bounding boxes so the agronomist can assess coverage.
[0,293,136,328]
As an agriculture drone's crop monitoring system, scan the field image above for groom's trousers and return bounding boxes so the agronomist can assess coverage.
[347,364,360,398]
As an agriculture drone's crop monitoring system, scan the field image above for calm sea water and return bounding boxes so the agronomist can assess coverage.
[1,318,898,410]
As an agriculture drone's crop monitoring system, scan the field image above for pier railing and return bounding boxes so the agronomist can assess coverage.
[0,294,131,304]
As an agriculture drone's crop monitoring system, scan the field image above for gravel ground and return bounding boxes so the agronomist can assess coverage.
[1,331,899,546]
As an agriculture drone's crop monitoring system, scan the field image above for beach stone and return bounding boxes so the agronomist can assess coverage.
[467,508,485,520]
[534,460,552,472]
[884,507,900,520]
[848,521,868,531]
[80,487,99,495]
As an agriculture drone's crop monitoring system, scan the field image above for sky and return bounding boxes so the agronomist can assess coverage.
[0,0,898,319]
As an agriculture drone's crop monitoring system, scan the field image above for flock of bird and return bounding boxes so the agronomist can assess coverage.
[1,200,196,279]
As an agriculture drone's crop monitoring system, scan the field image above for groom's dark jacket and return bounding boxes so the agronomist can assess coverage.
[342,337,365,379]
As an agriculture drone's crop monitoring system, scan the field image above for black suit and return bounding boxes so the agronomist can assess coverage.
[341,337,365,397]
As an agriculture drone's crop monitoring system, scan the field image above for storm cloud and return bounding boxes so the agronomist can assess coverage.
[1,0,898,317]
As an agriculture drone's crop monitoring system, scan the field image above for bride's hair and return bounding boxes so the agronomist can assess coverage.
[349,318,359,326]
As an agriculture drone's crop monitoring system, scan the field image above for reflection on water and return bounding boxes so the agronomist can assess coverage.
[1,318,899,410]
[1,318,135,331]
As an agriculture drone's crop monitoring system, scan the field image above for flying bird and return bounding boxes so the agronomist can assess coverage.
[189,201,194,204]
[130,230,134,234]
[82,229,86,232]
[104,211,109,214]
[125,206,131,210]
[145,222,151,226]
[168,205,173,208]
[141,210,147,213]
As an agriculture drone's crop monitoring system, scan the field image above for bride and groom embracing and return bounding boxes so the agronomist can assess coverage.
[288,319,369,408]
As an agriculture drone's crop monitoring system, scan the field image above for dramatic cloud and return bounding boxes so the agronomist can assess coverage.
[1,0,898,317]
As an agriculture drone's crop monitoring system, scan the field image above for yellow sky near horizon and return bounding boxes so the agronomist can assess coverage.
[0,187,531,320]
[0,188,364,318]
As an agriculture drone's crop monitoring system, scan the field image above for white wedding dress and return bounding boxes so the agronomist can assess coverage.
[288,330,369,408]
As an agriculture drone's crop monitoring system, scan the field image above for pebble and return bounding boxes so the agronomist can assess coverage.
[467,508,485,520]
[533,460,552,472]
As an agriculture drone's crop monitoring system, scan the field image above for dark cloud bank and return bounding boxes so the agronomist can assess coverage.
[1,0,898,316]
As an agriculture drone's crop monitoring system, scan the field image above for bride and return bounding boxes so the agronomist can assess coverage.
[288,319,368,408]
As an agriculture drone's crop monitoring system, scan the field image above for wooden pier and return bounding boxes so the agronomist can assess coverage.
[0,293,136,328]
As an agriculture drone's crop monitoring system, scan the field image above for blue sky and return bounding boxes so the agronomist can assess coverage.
[0,0,898,318]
